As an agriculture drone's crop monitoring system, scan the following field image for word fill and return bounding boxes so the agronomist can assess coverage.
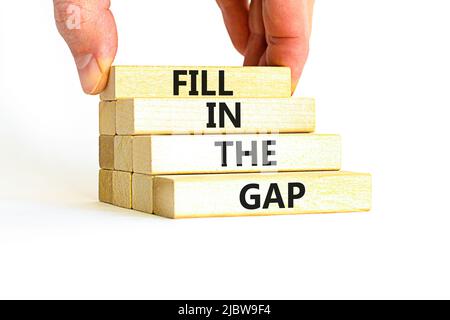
[173,70,233,96]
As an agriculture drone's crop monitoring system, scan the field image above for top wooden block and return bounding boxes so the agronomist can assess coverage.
[100,66,291,100]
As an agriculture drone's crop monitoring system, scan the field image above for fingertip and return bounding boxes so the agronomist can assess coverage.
[291,78,299,95]
[265,36,309,94]
[75,54,111,95]
[290,63,305,95]
[234,41,248,56]
[290,57,305,94]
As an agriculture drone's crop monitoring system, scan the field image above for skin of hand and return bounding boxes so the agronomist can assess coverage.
[53,0,314,95]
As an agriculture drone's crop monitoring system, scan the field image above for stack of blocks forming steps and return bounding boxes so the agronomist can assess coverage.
[99,66,372,218]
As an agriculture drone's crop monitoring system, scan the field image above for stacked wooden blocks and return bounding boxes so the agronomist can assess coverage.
[99,66,371,218]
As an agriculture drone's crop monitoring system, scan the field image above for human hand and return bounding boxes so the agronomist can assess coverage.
[217,0,314,92]
[53,0,313,95]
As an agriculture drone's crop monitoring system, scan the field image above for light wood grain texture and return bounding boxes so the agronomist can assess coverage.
[99,101,116,135]
[132,134,341,175]
[98,170,132,209]
[132,173,153,214]
[100,66,291,100]
[114,97,315,135]
[99,169,113,204]
[99,136,133,172]
[99,136,114,170]
[113,170,132,209]
[114,136,133,172]
[152,171,372,219]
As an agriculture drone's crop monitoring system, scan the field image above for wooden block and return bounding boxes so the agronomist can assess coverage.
[100,66,291,100]
[114,136,133,172]
[99,169,113,204]
[132,134,341,175]
[99,136,133,172]
[112,170,132,209]
[114,97,315,135]
[99,101,116,135]
[99,136,114,170]
[132,173,153,214]
[98,170,132,209]
[152,171,372,219]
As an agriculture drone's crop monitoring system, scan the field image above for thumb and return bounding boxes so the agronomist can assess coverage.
[53,0,118,94]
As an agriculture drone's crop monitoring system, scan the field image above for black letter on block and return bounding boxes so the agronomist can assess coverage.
[219,70,233,96]
[288,183,306,208]
[202,70,216,95]
[189,70,199,96]
[207,102,217,128]
[173,70,187,95]
[262,140,277,166]
[263,183,285,209]
[240,183,260,210]
[220,102,241,128]
[214,141,234,167]
[236,141,258,167]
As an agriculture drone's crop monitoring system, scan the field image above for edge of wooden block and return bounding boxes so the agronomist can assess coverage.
[132,173,153,214]
[112,171,132,209]
[336,135,342,170]
[100,66,116,101]
[99,169,113,204]
[99,101,116,135]
[309,98,317,132]
[99,136,115,170]
[153,176,175,219]
[366,173,373,211]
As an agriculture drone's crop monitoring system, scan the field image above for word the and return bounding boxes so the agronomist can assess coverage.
[215,140,277,167]
[240,182,306,210]
[173,70,233,96]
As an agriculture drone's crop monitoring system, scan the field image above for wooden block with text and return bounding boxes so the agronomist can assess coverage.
[151,171,372,219]
[105,97,314,135]
[98,169,132,209]
[133,134,341,175]
[100,66,291,100]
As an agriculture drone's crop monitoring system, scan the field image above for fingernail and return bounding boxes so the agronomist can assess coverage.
[291,80,298,95]
[75,54,108,95]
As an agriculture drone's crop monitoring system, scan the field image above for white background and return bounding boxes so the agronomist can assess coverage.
[1,0,449,299]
